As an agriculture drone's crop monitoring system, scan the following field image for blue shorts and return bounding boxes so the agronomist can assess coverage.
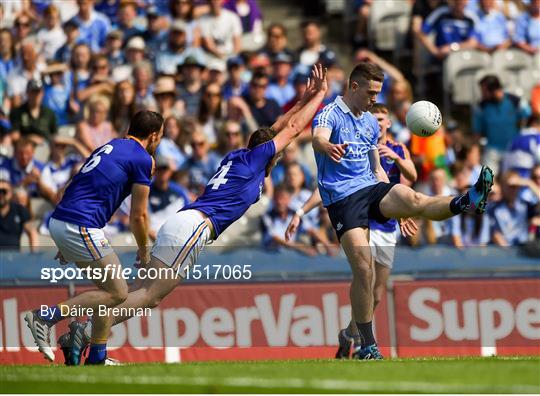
[326,182,396,240]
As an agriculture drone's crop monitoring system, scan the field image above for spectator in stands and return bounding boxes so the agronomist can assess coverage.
[12,13,34,50]
[266,52,295,108]
[70,0,111,52]
[69,43,92,103]
[243,72,282,127]
[155,20,191,75]
[473,74,530,173]
[133,61,157,111]
[207,59,227,86]
[462,141,483,185]
[10,79,57,145]
[474,0,512,53]
[259,23,294,61]
[114,0,142,45]
[224,0,263,35]
[156,116,188,171]
[513,0,540,55]
[7,40,42,109]
[76,95,116,151]
[297,20,335,67]
[0,28,16,83]
[36,5,66,61]
[271,140,313,188]
[54,20,80,64]
[0,178,37,251]
[153,76,184,119]
[200,0,243,59]
[77,54,114,103]
[421,168,454,244]
[149,155,191,240]
[502,114,540,178]
[169,0,202,48]
[417,0,479,61]
[489,170,537,246]
[214,120,244,162]
[182,129,220,196]
[261,185,317,256]
[223,56,248,99]
[42,62,73,127]
[0,138,44,197]
[110,80,136,134]
[198,83,225,145]
[142,6,167,62]
[520,164,540,205]
[103,30,125,69]
[227,95,258,135]
[352,0,372,48]
[450,161,491,247]
[39,135,89,205]
[177,55,206,116]
[444,119,467,166]
[111,36,147,82]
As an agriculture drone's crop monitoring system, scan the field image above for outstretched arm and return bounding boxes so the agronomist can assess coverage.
[272,64,327,153]
[285,188,322,241]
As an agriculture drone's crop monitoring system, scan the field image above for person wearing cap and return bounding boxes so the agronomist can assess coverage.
[104,30,125,68]
[36,4,67,61]
[43,62,73,127]
[10,79,57,144]
[54,20,81,64]
[154,19,190,75]
[142,6,167,62]
[111,36,146,82]
[207,58,227,86]
[177,55,206,115]
[153,76,184,119]
[114,0,143,45]
[266,52,295,108]
[149,155,191,239]
[0,177,38,252]
[222,55,248,100]
[200,0,242,59]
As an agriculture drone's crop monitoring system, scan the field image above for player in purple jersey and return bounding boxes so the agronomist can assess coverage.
[59,64,330,363]
[285,103,418,358]
[24,110,164,365]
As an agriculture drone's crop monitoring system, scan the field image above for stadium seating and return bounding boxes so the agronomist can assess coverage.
[492,49,534,99]
[367,0,411,52]
[443,50,491,112]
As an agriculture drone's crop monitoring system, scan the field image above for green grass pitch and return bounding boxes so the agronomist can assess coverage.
[2,357,539,393]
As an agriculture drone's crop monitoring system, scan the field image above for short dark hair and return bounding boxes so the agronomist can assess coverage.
[370,103,389,114]
[247,126,275,149]
[349,62,384,88]
[128,110,164,139]
[479,75,502,91]
[251,71,268,84]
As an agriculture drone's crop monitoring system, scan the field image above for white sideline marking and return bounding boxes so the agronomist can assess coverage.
[2,372,539,393]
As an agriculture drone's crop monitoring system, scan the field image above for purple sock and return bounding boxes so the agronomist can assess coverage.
[87,343,107,364]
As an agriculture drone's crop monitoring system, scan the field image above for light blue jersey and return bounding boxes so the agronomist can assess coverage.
[312,96,380,206]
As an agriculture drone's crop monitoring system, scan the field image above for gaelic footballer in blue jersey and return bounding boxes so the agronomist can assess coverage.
[25,110,164,365]
[56,64,331,361]
[287,62,493,359]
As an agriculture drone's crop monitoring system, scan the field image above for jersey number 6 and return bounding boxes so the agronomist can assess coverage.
[81,144,114,174]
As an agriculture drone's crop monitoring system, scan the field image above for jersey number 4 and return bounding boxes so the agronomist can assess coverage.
[81,144,114,174]
[208,161,232,190]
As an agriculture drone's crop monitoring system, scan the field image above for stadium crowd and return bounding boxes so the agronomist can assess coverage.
[0,0,538,254]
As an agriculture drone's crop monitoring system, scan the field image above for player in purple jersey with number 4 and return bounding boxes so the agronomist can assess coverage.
[59,64,330,364]
[24,110,164,365]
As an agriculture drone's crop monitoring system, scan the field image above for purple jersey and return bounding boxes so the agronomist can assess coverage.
[52,138,153,229]
[369,140,405,233]
[182,140,276,237]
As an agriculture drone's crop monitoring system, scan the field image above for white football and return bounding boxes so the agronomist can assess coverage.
[406,101,442,137]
